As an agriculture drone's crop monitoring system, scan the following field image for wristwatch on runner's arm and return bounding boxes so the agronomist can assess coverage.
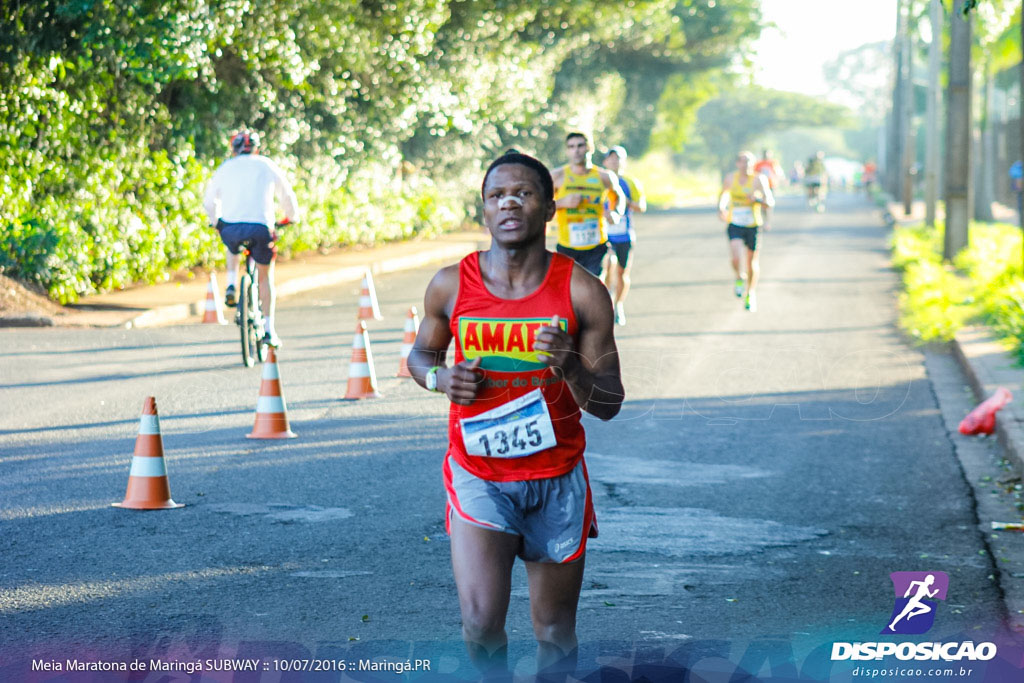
[426,366,441,393]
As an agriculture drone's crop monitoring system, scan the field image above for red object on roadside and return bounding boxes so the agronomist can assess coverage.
[959,387,1013,436]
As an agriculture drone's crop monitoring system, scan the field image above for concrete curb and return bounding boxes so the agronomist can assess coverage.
[952,327,1024,478]
[125,238,484,329]
[0,314,56,328]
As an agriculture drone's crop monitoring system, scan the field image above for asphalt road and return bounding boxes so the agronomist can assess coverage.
[0,192,1014,679]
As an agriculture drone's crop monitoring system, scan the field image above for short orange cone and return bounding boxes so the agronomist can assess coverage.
[113,397,184,510]
[344,320,382,399]
[396,306,419,377]
[357,269,383,321]
[202,273,227,325]
[248,348,297,439]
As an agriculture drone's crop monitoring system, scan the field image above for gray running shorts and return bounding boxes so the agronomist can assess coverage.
[444,454,597,563]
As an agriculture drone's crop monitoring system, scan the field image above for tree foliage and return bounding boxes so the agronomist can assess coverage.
[692,86,855,168]
[0,0,765,302]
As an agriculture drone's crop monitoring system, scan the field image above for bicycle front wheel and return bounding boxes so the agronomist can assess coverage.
[239,273,258,367]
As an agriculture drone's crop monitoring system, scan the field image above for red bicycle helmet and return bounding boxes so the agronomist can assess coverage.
[230,130,260,155]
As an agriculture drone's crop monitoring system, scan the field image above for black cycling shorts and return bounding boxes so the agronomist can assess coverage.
[727,223,759,252]
[557,243,607,277]
[608,241,633,269]
[217,221,277,265]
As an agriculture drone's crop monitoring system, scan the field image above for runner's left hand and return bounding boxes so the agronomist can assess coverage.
[534,315,580,379]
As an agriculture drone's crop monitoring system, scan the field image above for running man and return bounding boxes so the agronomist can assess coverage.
[408,150,624,678]
[718,151,775,312]
[551,132,624,278]
[754,149,784,189]
[888,574,940,632]
[601,145,646,325]
[753,149,783,230]
[204,130,300,347]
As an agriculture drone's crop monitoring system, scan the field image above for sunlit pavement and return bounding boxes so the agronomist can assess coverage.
[0,192,1018,674]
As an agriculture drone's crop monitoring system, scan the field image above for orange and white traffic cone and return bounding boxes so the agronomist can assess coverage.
[396,306,419,378]
[357,269,383,321]
[202,273,227,325]
[248,348,297,439]
[344,320,382,399]
[113,397,184,510]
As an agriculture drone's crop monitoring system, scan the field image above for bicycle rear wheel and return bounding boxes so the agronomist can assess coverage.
[253,278,267,363]
[238,273,258,367]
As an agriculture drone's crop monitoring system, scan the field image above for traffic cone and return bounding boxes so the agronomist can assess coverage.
[248,348,297,439]
[959,387,1013,436]
[357,269,383,321]
[202,273,227,325]
[396,306,419,378]
[344,320,382,399]
[113,397,184,510]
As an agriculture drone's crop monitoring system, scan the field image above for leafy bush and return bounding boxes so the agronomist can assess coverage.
[1,1,764,302]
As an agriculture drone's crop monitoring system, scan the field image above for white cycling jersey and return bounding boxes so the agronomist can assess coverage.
[204,154,300,228]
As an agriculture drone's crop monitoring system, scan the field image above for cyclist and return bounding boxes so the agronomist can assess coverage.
[551,132,624,278]
[203,130,300,347]
[804,151,828,212]
[601,145,646,325]
[718,151,774,312]
[408,150,624,678]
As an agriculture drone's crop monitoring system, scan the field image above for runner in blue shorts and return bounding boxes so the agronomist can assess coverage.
[602,146,646,325]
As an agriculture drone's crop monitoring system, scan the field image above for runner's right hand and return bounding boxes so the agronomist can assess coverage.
[442,357,484,406]
[562,194,583,209]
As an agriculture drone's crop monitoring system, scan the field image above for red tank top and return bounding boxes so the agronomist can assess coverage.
[447,251,585,481]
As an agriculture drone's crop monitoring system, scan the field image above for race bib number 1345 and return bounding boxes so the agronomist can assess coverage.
[460,389,557,458]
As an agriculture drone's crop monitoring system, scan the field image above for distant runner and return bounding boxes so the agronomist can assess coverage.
[601,145,647,325]
[551,132,624,278]
[408,150,624,679]
[718,151,775,312]
[804,151,828,212]
[753,148,783,231]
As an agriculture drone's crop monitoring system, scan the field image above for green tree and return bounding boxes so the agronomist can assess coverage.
[0,0,768,302]
[694,87,855,170]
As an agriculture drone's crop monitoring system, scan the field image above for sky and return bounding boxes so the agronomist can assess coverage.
[753,0,898,95]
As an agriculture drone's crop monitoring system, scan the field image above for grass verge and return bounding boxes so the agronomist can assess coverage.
[893,219,1024,362]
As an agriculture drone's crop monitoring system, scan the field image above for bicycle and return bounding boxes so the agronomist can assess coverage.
[233,219,289,367]
[235,240,266,368]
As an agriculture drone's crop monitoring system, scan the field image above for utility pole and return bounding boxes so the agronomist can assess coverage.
[888,0,906,196]
[976,61,996,221]
[924,0,941,227]
[944,4,971,260]
[901,0,915,216]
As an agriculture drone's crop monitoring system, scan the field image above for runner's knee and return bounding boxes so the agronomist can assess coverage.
[461,608,507,643]
[532,619,576,650]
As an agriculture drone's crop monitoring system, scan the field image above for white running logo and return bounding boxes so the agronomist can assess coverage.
[888,574,940,631]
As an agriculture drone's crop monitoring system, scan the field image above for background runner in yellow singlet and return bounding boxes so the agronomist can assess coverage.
[551,132,624,278]
[718,150,774,312]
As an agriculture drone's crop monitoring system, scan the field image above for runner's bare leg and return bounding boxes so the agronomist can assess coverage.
[450,516,520,675]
